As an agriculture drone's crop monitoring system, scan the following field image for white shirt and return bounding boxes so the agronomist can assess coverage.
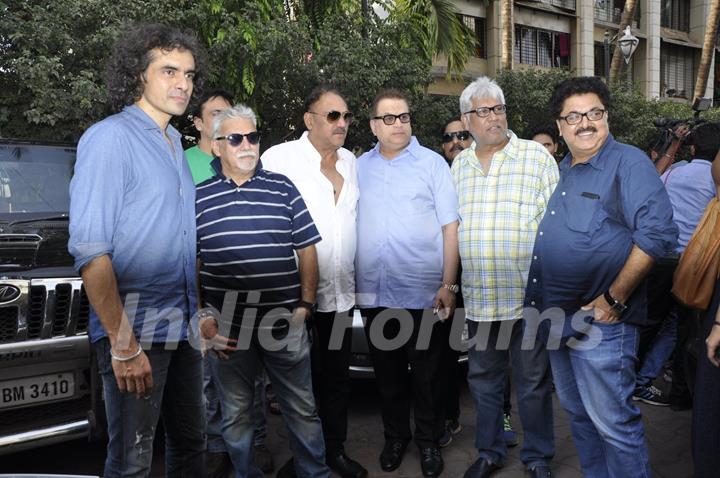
[261,132,359,313]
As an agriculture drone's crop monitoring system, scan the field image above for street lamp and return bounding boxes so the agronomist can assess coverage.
[604,26,639,83]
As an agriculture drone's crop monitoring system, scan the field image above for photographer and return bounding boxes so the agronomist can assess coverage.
[635,122,719,407]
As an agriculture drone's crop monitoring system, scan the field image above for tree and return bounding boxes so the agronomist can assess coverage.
[608,0,637,83]
[501,0,514,70]
[391,0,477,76]
[693,0,720,101]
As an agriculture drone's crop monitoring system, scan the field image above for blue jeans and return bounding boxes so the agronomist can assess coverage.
[209,324,330,478]
[636,312,677,387]
[94,338,206,478]
[550,321,651,478]
[203,359,267,452]
[466,319,554,468]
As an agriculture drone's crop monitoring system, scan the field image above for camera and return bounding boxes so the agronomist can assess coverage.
[651,97,713,155]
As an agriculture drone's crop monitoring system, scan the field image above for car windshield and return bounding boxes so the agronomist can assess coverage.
[0,144,75,215]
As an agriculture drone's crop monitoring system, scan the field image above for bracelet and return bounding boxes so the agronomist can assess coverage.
[714,321,720,327]
[110,346,142,362]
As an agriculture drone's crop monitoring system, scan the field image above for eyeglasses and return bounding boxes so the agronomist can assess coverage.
[442,131,470,143]
[308,110,354,123]
[558,108,606,125]
[372,113,411,125]
[463,104,507,118]
[215,132,262,146]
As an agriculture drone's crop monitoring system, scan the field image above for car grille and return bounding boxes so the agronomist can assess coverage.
[0,279,89,344]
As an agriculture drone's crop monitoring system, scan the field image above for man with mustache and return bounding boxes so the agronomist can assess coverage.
[441,117,471,166]
[524,77,677,477]
[196,104,330,478]
[452,76,558,478]
[261,85,367,478]
[69,24,207,477]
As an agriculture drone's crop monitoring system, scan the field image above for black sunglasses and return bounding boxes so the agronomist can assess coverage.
[442,131,470,143]
[215,132,262,147]
[308,110,354,123]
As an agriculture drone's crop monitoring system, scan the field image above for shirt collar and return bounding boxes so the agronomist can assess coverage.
[123,104,180,138]
[560,133,616,172]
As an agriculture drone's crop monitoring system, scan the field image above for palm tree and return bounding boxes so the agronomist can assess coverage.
[392,0,477,76]
[501,0,513,70]
[608,0,637,83]
[693,0,720,100]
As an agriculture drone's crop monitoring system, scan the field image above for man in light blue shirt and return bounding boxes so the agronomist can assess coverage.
[356,89,459,478]
[68,24,206,477]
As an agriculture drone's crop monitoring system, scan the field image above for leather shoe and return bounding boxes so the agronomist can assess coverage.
[420,447,444,477]
[379,440,407,472]
[463,458,501,478]
[327,450,368,478]
[527,464,553,477]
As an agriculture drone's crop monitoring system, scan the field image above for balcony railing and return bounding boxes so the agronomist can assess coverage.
[548,0,576,11]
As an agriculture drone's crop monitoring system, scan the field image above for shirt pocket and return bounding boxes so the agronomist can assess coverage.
[391,186,434,216]
[565,193,605,233]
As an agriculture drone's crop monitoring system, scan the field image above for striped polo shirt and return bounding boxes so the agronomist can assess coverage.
[196,159,321,317]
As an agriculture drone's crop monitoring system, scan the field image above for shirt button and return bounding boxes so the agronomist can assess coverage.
[533,255,538,260]
[561,191,566,196]
[550,210,555,215]
[532,278,537,283]
[539,231,544,236]
[530,300,536,306]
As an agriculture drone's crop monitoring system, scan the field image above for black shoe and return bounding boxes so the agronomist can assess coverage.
[206,451,231,478]
[463,458,501,478]
[420,447,444,477]
[276,457,296,478]
[380,440,408,472]
[327,450,368,478]
[527,464,552,477]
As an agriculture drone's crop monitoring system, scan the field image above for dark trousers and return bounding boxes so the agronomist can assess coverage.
[362,307,444,448]
[692,282,720,478]
[311,309,353,454]
[639,257,678,362]
[440,317,462,422]
[670,305,703,407]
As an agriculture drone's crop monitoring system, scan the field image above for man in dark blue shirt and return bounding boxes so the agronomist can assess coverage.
[524,77,677,478]
[196,104,330,478]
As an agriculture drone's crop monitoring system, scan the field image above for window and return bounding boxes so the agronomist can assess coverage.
[594,0,641,28]
[514,26,570,68]
[661,0,690,31]
[661,43,696,99]
[593,42,634,80]
[459,15,487,59]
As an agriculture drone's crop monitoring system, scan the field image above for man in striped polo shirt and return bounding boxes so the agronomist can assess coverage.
[195,104,330,478]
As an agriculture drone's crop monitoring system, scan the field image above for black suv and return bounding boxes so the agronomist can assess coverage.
[0,140,103,454]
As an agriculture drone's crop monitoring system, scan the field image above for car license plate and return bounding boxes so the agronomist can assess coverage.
[0,372,75,409]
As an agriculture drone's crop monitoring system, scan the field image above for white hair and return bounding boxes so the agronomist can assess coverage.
[212,104,257,138]
[459,77,506,114]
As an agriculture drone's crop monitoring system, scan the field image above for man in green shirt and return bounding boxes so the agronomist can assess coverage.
[185,90,233,184]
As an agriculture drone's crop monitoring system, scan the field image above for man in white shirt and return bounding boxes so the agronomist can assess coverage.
[261,85,366,478]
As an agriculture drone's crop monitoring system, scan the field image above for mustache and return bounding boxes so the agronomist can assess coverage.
[332,127,347,135]
[236,150,257,159]
[576,127,597,135]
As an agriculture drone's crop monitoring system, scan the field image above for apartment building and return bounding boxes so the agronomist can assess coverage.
[430,0,718,103]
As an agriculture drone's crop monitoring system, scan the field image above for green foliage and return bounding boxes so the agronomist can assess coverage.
[412,94,462,154]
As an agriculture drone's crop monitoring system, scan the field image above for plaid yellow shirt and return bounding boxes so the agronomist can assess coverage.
[451,132,559,322]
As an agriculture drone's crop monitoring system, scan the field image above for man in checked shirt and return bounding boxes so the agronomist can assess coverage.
[451,76,559,478]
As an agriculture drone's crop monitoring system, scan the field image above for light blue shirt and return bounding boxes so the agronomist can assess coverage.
[661,158,716,252]
[356,136,459,309]
[69,105,198,343]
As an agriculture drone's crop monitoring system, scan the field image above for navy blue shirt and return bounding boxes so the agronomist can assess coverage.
[69,105,198,343]
[196,159,321,319]
[524,135,678,327]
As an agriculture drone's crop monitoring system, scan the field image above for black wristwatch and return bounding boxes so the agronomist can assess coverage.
[296,300,317,315]
[603,290,627,315]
